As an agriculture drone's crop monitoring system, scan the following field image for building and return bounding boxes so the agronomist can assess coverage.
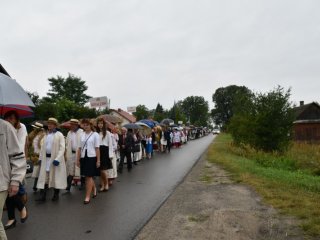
[293,101,320,142]
[109,108,136,125]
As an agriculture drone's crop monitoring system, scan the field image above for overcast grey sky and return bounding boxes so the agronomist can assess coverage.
[1,0,320,110]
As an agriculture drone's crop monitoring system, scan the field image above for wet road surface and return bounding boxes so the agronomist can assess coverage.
[5,135,214,240]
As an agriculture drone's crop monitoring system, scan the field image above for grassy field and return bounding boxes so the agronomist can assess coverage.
[207,134,320,238]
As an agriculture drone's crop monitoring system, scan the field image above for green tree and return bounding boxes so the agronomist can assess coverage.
[133,105,150,121]
[180,96,210,126]
[168,102,187,124]
[212,85,253,127]
[229,86,294,152]
[47,73,91,105]
[27,91,41,106]
[153,103,165,122]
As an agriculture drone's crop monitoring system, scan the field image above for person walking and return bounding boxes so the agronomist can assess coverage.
[145,134,153,159]
[36,118,67,202]
[173,129,181,148]
[3,111,28,231]
[107,128,118,186]
[96,118,113,192]
[118,128,134,173]
[0,118,26,240]
[65,119,83,193]
[76,119,100,204]
[164,128,172,153]
[29,122,46,192]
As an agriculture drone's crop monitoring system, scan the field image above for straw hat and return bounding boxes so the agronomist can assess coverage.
[31,122,44,129]
[47,117,59,125]
[69,119,80,125]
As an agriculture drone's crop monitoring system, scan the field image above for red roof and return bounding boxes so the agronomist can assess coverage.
[110,108,136,123]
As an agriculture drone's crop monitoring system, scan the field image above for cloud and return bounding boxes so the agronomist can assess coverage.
[1,0,320,111]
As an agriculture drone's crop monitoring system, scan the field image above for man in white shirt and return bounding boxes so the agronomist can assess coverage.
[36,118,67,202]
[65,119,83,192]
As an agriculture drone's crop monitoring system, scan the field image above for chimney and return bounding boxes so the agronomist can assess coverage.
[118,108,122,112]
[300,101,304,106]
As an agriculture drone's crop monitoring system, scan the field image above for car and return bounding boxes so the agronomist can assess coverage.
[212,129,220,135]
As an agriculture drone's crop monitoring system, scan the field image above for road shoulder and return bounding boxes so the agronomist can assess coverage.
[135,143,304,240]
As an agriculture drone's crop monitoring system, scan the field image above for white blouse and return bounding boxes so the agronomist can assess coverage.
[16,123,27,153]
[79,131,100,158]
[99,131,114,158]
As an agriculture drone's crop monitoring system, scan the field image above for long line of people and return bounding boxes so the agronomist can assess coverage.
[1,112,203,237]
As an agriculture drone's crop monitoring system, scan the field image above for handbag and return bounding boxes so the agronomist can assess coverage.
[133,143,140,153]
[26,160,34,174]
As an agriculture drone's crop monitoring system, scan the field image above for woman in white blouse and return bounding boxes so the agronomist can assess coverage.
[77,119,100,204]
[96,118,113,192]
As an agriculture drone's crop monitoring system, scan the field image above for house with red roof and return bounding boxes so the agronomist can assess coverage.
[109,108,136,125]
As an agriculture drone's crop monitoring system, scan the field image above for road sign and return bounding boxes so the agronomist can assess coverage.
[89,97,110,109]
[127,106,137,113]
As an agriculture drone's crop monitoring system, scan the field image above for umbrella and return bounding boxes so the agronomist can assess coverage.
[1,105,34,118]
[138,119,157,128]
[0,73,35,117]
[123,123,142,130]
[136,122,152,135]
[160,118,174,126]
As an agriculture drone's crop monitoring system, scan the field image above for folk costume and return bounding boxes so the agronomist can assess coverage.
[29,122,46,192]
[99,130,113,171]
[65,119,83,192]
[37,118,67,202]
[79,131,100,177]
[107,133,118,180]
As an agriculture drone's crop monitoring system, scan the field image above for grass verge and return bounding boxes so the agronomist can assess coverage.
[207,134,320,238]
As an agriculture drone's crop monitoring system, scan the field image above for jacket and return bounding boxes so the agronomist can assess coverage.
[37,131,67,189]
[0,119,26,192]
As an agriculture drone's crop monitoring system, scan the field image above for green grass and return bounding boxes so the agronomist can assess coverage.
[207,134,320,238]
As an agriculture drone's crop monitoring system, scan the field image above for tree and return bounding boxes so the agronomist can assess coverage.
[168,102,187,124]
[212,85,253,127]
[133,105,150,121]
[153,103,165,122]
[47,73,91,105]
[228,86,294,152]
[27,91,41,106]
[180,96,210,126]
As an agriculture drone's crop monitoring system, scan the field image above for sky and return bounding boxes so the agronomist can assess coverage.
[1,0,320,111]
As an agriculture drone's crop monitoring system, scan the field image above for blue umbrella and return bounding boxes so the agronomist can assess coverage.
[138,119,156,128]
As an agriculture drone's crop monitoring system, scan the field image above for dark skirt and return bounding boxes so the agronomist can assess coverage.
[100,145,113,170]
[80,151,100,177]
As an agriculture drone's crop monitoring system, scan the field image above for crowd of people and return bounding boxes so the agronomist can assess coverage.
[0,110,208,240]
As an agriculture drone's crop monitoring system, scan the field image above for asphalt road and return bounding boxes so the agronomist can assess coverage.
[4,134,214,240]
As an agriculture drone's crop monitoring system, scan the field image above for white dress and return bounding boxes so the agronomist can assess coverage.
[107,133,118,179]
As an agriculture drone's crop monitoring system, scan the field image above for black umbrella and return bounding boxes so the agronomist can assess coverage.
[160,118,174,126]
[123,123,142,130]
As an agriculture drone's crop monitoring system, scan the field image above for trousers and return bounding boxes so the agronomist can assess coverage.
[119,150,132,170]
[0,191,8,240]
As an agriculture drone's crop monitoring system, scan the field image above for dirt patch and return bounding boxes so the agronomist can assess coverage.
[136,151,304,240]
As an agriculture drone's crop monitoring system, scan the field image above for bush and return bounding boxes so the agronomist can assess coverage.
[228,86,295,152]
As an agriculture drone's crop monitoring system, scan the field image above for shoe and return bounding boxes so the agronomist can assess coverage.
[4,220,16,230]
[36,189,47,202]
[84,200,90,205]
[103,188,109,192]
[92,189,97,198]
[133,161,138,165]
[52,194,59,201]
[20,207,28,223]
[52,189,60,201]
[118,169,123,174]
